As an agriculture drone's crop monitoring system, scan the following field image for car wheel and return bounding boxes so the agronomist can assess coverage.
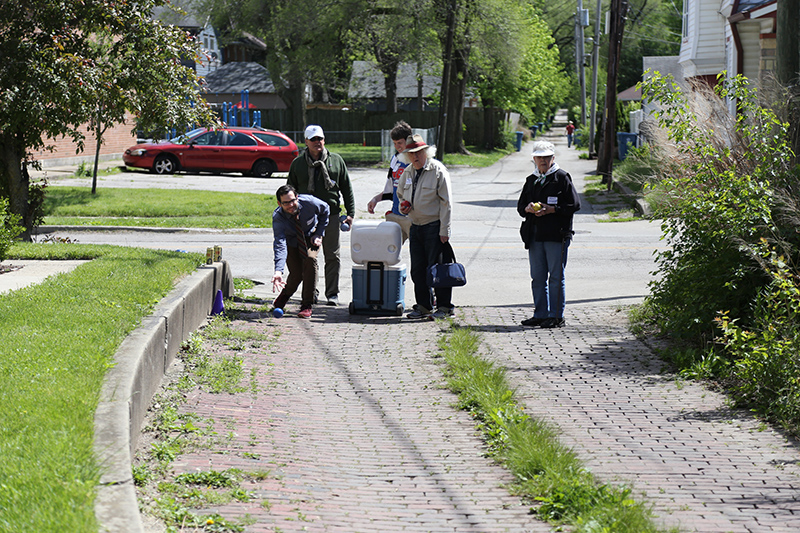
[349,302,356,315]
[152,154,178,175]
[252,159,276,178]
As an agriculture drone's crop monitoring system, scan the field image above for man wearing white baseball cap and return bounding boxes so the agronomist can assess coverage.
[517,140,580,328]
[287,125,355,306]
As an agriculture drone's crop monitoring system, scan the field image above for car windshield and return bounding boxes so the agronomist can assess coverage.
[170,128,206,144]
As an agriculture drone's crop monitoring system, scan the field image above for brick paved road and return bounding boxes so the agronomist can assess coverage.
[460,304,800,533]
[143,301,800,532]
[161,305,549,533]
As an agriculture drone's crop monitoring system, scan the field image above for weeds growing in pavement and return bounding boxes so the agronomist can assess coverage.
[437,326,677,532]
[135,304,278,531]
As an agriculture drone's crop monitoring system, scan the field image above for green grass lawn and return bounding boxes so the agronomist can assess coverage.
[327,143,383,166]
[45,145,513,229]
[43,187,274,228]
[442,146,514,168]
[0,243,204,532]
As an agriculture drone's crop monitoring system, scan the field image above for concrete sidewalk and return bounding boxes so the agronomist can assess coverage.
[0,260,86,294]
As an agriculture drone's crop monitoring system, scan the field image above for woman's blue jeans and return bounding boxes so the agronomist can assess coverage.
[528,240,569,319]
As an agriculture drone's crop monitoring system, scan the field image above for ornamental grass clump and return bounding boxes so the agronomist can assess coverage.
[635,72,800,433]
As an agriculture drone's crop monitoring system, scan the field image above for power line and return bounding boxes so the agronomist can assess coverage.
[626,31,681,45]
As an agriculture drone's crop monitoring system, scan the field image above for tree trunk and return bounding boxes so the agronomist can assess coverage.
[776,0,800,85]
[776,0,800,166]
[276,82,306,137]
[0,133,32,241]
[482,95,496,150]
[445,46,470,155]
[416,62,425,111]
[597,0,627,186]
[381,63,400,114]
[92,107,105,195]
[436,0,456,161]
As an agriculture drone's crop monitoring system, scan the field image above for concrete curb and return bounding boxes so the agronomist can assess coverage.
[611,180,652,217]
[35,225,272,235]
[93,261,234,533]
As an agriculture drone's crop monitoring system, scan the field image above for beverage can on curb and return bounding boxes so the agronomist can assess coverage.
[213,246,222,262]
[206,247,213,264]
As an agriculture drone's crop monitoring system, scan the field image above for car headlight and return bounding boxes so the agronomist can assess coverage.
[129,148,147,157]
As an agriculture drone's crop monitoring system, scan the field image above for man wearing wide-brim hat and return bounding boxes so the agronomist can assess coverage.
[396,134,454,320]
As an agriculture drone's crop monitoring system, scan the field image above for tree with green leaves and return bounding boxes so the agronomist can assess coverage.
[205,0,355,131]
[471,3,569,148]
[0,0,216,240]
[344,1,436,114]
[538,0,681,125]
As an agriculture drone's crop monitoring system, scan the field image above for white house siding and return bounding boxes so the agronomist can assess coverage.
[738,23,762,83]
[680,0,726,78]
[194,25,221,78]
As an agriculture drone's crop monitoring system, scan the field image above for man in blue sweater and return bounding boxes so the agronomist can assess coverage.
[271,184,330,318]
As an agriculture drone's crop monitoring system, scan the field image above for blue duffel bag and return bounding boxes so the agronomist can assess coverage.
[427,242,467,288]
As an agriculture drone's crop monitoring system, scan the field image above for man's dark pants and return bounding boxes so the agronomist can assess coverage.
[409,220,452,312]
[274,245,318,309]
[321,220,340,299]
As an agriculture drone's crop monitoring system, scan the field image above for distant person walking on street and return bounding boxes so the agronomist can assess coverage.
[397,134,454,320]
[367,120,413,243]
[565,121,576,148]
[271,185,330,319]
[287,125,355,307]
[518,141,580,328]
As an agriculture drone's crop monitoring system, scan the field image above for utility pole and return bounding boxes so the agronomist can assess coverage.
[598,0,628,187]
[575,1,588,126]
[588,0,602,159]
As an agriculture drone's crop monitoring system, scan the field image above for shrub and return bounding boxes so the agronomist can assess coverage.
[613,143,663,194]
[715,244,800,433]
[0,197,23,261]
[636,73,792,349]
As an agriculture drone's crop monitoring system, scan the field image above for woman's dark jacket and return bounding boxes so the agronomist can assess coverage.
[517,168,581,249]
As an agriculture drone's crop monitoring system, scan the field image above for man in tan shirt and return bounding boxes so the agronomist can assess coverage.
[397,134,454,319]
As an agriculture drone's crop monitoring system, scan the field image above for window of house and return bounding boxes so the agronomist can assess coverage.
[682,0,689,39]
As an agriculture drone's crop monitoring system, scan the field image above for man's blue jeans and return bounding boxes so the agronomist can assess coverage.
[528,240,569,319]
[409,221,452,312]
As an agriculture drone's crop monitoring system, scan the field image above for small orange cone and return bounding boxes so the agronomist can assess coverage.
[211,289,224,315]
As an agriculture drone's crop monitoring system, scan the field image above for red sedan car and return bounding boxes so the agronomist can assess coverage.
[123,127,299,178]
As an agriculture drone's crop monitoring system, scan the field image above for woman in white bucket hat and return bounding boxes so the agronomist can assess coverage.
[517,141,581,328]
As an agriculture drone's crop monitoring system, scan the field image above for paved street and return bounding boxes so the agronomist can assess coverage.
[42,128,800,531]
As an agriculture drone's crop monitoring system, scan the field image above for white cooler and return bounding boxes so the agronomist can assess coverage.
[349,220,406,315]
